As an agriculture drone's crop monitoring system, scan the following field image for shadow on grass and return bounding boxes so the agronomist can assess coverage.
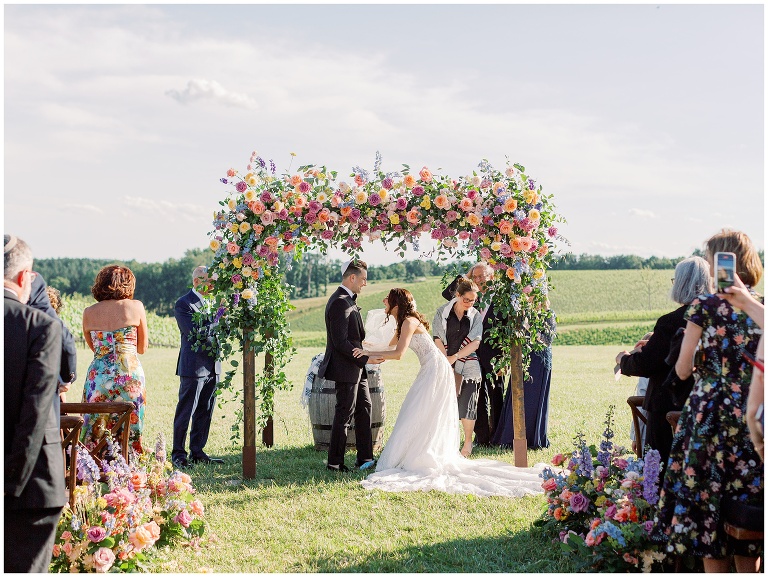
[310,528,574,573]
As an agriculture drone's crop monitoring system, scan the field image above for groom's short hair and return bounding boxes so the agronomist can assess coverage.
[342,259,367,280]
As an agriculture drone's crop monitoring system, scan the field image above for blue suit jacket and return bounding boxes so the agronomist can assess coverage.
[174,290,221,378]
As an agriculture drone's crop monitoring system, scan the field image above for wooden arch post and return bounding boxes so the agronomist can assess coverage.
[243,329,256,479]
[510,343,528,467]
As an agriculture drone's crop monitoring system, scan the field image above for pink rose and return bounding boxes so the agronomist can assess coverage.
[321,230,334,240]
[92,547,116,573]
[52,544,61,557]
[541,477,557,492]
[189,500,205,516]
[260,211,275,225]
[479,247,492,260]
[614,458,628,470]
[226,242,240,255]
[61,531,73,542]
[605,504,617,519]
[175,509,193,528]
[551,453,565,466]
[87,526,107,543]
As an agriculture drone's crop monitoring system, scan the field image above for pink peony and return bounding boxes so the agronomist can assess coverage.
[92,547,116,573]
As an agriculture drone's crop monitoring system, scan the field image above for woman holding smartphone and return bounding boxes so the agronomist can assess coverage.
[652,229,764,572]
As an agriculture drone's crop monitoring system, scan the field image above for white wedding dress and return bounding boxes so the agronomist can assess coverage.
[361,332,545,497]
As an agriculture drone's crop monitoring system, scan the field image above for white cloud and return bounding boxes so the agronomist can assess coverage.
[166,79,258,109]
[123,196,208,222]
[62,203,104,214]
[629,208,657,219]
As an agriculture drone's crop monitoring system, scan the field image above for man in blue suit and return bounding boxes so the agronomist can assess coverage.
[171,266,223,468]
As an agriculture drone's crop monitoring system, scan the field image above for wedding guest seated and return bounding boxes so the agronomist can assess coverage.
[80,265,149,454]
[615,256,711,467]
[653,229,763,572]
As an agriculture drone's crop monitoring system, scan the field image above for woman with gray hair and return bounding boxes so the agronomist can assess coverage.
[615,256,711,466]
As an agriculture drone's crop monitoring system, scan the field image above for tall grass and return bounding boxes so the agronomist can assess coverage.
[64,344,637,572]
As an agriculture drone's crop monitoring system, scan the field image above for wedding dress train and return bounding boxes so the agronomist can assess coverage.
[361,333,544,497]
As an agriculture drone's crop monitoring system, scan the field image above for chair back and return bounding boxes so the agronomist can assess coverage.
[666,411,682,430]
[60,415,84,509]
[61,402,134,472]
[627,396,647,457]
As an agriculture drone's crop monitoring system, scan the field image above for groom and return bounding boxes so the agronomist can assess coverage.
[318,259,381,472]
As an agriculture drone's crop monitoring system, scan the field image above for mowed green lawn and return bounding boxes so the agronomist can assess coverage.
[66,343,638,572]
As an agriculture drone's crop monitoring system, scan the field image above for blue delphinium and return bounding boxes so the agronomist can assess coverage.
[597,406,615,468]
[76,447,101,484]
[642,449,661,505]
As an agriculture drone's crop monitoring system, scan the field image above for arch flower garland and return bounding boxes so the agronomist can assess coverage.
[201,150,565,428]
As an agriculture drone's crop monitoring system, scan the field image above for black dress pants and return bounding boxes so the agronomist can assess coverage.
[474,372,504,445]
[5,506,62,572]
[328,373,373,467]
[172,374,218,459]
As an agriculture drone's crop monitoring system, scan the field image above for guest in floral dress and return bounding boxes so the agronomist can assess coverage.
[652,229,763,572]
[80,265,149,454]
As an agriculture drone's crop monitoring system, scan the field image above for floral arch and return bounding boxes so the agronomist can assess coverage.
[201,151,564,478]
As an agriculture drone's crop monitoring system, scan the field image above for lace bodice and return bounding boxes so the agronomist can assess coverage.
[408,332,442,365]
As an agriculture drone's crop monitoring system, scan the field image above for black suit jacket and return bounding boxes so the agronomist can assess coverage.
[443,275,502,378]
[28,274,77,383]
[317,287,369,383]
[620,305,687,412]
[4,292,67,510]
[175,290,221,378]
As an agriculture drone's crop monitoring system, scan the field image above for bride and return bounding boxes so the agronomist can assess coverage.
[353,288,544,497]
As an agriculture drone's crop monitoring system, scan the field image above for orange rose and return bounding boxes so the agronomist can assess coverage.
[466,213,481,227]
[504,198,518,212]
[498,220,513,235]
[419,167,432,182]
[340,206,352,217]
[458,198,473,212]
[511,237,523,252]
[289,175,302,186]
[506,268,516,280]
[406,209,421,224]
[403,174,416,188]
[434,195,450,209]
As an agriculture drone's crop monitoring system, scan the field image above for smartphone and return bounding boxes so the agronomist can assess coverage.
[714,252,737,292]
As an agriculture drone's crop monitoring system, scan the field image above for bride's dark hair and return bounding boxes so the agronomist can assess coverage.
[386,288,430,339]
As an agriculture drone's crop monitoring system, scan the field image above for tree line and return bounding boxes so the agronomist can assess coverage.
[34,248,763,317]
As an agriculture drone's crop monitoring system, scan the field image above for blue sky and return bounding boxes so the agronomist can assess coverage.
[4,4,764,265]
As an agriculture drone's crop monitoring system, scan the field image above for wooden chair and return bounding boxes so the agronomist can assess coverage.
[666,411,681,430]
[59,415,83,509]
[723,500,764,542]
[627,396,647,457]
[61,402,134,470]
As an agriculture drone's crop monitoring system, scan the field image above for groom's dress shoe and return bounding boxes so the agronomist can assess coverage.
[327,464,351,473]
[172,456,191,470]
[190,454,224,465]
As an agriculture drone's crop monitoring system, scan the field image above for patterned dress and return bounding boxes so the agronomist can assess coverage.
[80,326,146,453]
[652,292,763,558]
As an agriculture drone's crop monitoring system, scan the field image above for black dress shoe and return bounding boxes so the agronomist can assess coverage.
[327,464,351,472]
[172,456,191,470]
[190,454,224,464]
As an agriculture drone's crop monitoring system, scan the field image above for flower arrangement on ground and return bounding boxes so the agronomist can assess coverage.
[50,434,206,573]
[203,149,566,427]
[536,407,665,572]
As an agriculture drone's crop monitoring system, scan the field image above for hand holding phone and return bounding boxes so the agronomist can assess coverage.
[714,252,737,292]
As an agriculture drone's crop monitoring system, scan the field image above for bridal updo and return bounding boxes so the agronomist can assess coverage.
[92,265,136,301]
[386,288,430,339]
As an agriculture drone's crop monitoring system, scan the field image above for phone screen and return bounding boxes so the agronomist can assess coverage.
[715,252,736,291]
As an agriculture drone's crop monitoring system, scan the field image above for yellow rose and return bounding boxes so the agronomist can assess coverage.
[491,241,502,252]
[318,173,326,180]
[534,269,545,279]
[529,209,540,220]
[235,281,243,289]
[420,197,431,210]
[228,199,237,210]
[355,190,368,204]
[244,190,256,202]
[229,223,239,234]
[316,192,328,203]
[272,200,284,212]
[96,497,108,509]
[241,266,252,276]
[389,214,400,225]
[209,240,221,251]
[242,288,254,300]
[232,257,243,269]
[239,222,250,234]
[379,189,389,201]
[218,262,226,269]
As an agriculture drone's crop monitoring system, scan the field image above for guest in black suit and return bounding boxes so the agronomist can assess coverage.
[318,259,382,472]
[28,273,78,389]
[171,266,223,468]
[4,234,66,573]
[442,262,504,445]
[615,256,711,466]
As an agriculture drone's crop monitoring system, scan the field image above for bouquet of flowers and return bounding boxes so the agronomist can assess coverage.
[50,434,206,573]
[537,407,665,572]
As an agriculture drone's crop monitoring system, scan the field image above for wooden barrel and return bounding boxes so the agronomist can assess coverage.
[308,368,386,452]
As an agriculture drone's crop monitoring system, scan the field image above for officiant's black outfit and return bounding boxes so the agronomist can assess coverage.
[443,276,504,445]
[318,286,373,468]
[5,289,67,572]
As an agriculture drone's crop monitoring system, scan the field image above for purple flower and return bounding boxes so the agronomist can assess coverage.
[87,526,107,543]
[321,229,334,240]
[305,212,318,224]
[236,181,247,193]
[220,178,228,184]
[308,200,321,212]
[396,197,408,210]
[431,229,444,240]
[381,177,393,190]
[643,520,654,534]
[213,306,226,323]
[493,205,504,215]
[260,191,273,203]
[257,245,268,257]
[299,181,310,193]
[528,178,536,190]
[278,208,289,220]
[642,449,661,505]
[349,208,361,221]
[232,274,242,285]
[369,192,381,206]
[604,504,617,520]
[569,492,590,513]
[257,157,266,168]
[548,226,558,237]
[233,293,241,305]
[411,185,425,196]
[242,253,255,266]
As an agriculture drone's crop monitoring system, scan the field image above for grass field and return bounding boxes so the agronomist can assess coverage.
[64,343,639,572]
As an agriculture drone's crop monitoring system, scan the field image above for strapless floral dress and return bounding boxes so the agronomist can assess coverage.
[80,326,146,453]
